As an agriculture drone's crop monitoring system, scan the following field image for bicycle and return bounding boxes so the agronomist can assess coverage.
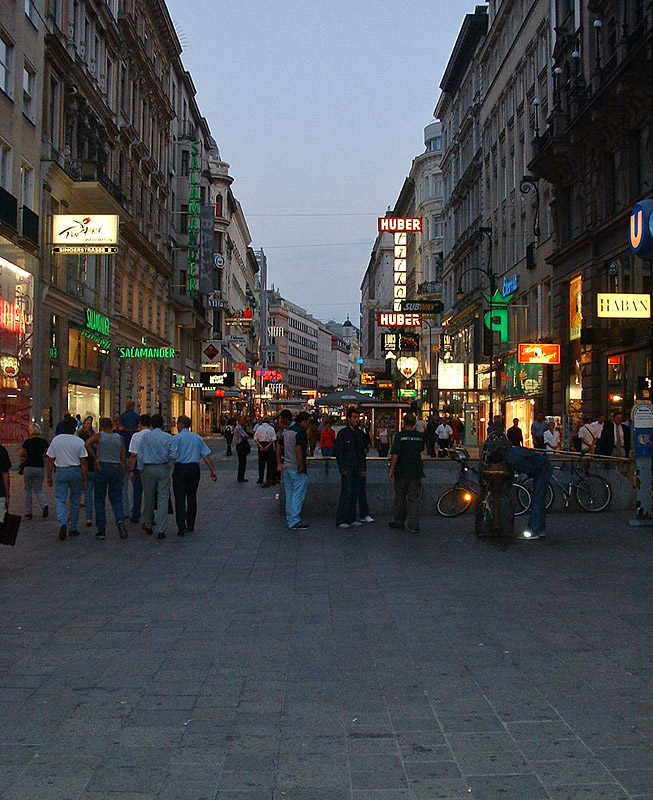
[516,453,611,512]
[436,448,531,517]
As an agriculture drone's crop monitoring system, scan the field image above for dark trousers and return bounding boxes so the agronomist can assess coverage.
[236,442,248,481]
[130,468,143,521]
[337,470,363,525]
[94,463,125,534]
[392,477,422,530]
[427,437,437,457]
[438,438,450,456]
[224,432,233,455]
[378,442,390,458]
[258,446,276,482]
[172,463,201,532]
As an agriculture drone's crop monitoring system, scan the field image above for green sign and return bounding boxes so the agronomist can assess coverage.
[81,328,111,352]
[49,347,58,360]
[397,389,418,399]
[504,357,542,398]
[188,141,201,293]
[85,308,110,335]
[483,290,513,344]
[118,346,176,359]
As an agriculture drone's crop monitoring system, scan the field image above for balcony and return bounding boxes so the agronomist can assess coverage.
[177,121,197,141]
[20,206,39,246]
[0,186,18,231]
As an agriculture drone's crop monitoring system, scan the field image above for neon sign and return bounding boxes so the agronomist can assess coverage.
[188,141,201,293]
[378,218,422,312]
[483,289,513,344]
[0,299,27,335]
[629,200,653,256]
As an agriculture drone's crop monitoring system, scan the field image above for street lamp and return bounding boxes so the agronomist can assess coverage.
[519,175,540,238]
[455,227,497,419]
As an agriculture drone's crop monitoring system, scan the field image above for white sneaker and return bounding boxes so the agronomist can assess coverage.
[361,516,374,523]
[351,521,363,527]
[338,523,350,529]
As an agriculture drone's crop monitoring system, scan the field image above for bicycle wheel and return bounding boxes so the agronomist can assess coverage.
[511,483,531,516]
[436,486,473,517]
[575,474,611,512]
[520,478,555,510]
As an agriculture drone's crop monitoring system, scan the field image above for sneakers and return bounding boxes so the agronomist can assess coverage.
[58,524,67,541]
[290,522,309,530]
[522,530,546,540]
[117,521,128,540]
[43,505,49,519]
[95,531,106,540]
[338,523,350,529]
[361,515,374,523]
[351,521,363,527]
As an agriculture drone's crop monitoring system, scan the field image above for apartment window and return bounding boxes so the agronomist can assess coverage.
[180,203,188,234]
[180,150,189,176]
[23,61,36,121]
[20,162,34,209]
[0,141,11,191]
[119,63,127,111]
[24,0,38,26]
[0,32,13,96]
[106,56,114,107]
[48,77,59,146]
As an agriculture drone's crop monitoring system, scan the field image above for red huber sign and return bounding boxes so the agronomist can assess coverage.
[378,217,422,232]
[377,312,422,328]
[518,343,561,365]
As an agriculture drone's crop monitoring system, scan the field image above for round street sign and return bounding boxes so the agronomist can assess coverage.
[213,253,225,268]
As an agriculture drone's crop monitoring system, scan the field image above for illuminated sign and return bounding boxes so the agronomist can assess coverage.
[502,274,519,297]
[188,141,201,292]
[85,308,110,336]
[256,369,283,381]
[172,373,186,389]
[382,333,398,352]
[438,362,465,389]
[399,333,420,351]
[518,343,561,365]
[377,312,422,327]
[607,356,620,366]
[396,357,419,379]
[630,200,653,256]
[378,217,422,232]
[483,289,514,344]
[118,346,176,359]
[360,372,377,386]
[226,309,253,325]
[397,389,418,399]
[570,275,582,341]
[200,371,235,388]
[0,298,28,335]
[53,215,119,246]
[401,299,443,314]
[597,293,651,318]
[376,380,394,389]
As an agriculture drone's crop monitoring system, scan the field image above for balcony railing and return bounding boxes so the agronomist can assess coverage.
[0,186,18,231]
[20,206,39,245]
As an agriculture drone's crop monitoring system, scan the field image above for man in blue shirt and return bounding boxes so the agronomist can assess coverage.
[138,414,178,539]
[173,415,217,536]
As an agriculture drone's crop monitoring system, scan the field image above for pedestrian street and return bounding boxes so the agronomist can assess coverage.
[0,450,650,800]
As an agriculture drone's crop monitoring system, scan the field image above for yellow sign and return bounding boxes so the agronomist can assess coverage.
[360,372,376,386]
[53,215,119,246]
[597,293,651,318]
[569,275,582,341]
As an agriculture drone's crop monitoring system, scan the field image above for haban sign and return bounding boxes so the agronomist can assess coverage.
[596,293,651,318]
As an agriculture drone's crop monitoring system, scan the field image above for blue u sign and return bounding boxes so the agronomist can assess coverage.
[630,200,653,256]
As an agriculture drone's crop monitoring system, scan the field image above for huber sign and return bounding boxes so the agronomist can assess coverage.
[377,312,422,328]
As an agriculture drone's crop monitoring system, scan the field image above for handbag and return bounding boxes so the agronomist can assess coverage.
[0,513,22,546]
[18,461,26,475]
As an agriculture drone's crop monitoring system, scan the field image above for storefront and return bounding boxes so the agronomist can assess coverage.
[67,322,109,423]
[0,255,35,444]
[503,356,542,447]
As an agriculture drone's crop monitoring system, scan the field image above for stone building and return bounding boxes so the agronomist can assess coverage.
[0,0,44,444]
[528,0,653,420]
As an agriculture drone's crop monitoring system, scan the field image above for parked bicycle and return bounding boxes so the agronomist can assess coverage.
[436,448,531,517]
[516,454,611,512]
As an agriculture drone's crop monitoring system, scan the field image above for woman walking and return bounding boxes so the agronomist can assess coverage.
[19,424,49,519]
[76,416,96,526]
[233,416,251,482]
[375,418,392,458]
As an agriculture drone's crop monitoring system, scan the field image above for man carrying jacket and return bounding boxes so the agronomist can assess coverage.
[335,407,369,529]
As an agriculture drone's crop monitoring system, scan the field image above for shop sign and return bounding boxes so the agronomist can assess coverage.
[396,357,419,379]
[213,253,225,268]
[438,362,465,390]
[171,373,186,389]
[632,403,653,457]
[505,357,543,398]
[569,275,582,341]
[187,141,201,293]
[207,295,229,309]
[377,312,422,328]
[0,298,28,335]
[518,343,561,365]
[360,372,376,386]
[376,380,394,389]
[53,215,119,247]
[234,363,248,371]
[240,376,256,390]
[0,355,19,377]
[502,274,519,298]
[382,333,398,352]
[81,328,111,352]
[226,309,253,325]
[596,293,651,318]
[378,217,422,232]
[397,388,418,399]
[268,382,284,393]
[49,347,58,360]
[202,342,221,362]
[225,335,247,346]
[399,333,420,351]
[85,308,110,335]
[629,200,653,256]
[256,369,283,381]
[186,381,203,389]
[483,289,513,344]
[378,218,422,312]
[607,356,621,366]
[401,299,443,314]
[118,346,177,359]
[200,371,235,388]
[268,326,284,337]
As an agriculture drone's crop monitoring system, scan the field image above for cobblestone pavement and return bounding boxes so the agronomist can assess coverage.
[0,448,651,800]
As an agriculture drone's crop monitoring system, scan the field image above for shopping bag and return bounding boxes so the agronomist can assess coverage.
[0,513,22,546]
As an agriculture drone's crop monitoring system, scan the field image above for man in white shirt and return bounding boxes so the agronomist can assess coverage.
[46,417,89,541]
[588,414,605,441]
[435,419,453,457]
[254,418,278,486]
[577,415,596,453]
[127,414,152,523]
[543,421,561,452]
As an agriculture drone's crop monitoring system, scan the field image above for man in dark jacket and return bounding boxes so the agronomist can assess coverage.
[335,407,368,529]
[595,411,630,457]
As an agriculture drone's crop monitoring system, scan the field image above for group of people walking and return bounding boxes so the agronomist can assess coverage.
[19,406,217,542]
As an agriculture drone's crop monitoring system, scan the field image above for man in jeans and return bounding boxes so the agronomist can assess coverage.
[46,417,89,541]
[335,407,368,529]
[279,410,310,530]
[503,440,552,540]
[388,413,424,534]
[84,417,128,540]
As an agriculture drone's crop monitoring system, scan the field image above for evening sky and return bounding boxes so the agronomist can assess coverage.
[165,0,468,324]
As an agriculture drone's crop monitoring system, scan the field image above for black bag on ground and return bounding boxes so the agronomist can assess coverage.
[0,513,22,546]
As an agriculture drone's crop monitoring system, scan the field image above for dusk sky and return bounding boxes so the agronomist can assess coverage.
[166,0,469,325]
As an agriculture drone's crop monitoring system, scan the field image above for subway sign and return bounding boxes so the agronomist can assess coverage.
[630,200,653,256]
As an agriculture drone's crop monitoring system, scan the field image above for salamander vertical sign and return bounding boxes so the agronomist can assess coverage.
[188,141,201,293]
[378,218,422,311]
